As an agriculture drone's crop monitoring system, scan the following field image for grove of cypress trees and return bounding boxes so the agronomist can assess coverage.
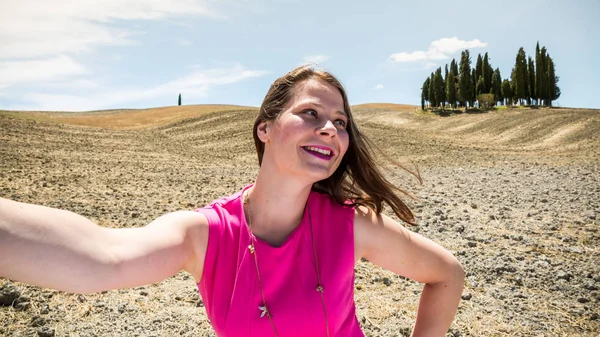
[417,42,559,110]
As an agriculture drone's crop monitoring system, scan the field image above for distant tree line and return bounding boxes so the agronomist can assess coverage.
[420,42,560,111]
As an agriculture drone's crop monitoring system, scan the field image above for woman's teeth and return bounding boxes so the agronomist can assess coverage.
[304,146,331,156]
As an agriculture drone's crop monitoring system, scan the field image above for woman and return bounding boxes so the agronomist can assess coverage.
[0,65,464,336]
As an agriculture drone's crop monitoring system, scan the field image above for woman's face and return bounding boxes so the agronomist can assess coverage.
[258,79,350,182]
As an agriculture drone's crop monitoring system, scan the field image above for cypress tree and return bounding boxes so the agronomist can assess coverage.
[422,77,431,109]
[475,54,483,87]
[442,66,447,107]
[547,54,561,106]
[471,69,477,108]
[491,68,503,105]
[434,67,445,110]
[451,58,459,78]
[476,77,484,97]
[535,42,544,105]
[446,69,457,109]
[502,79,512,106]
[528,57,536,105]
[459,50,473,109]
[427,73,437,109]
[178,93,182,106]
[539,47,548,105]
[428,72,436,108]
[514,47,528,105]
[484,53,494,94]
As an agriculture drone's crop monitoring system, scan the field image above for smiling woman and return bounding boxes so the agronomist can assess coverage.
[0,65,465,337]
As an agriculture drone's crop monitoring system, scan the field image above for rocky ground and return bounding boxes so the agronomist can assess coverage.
[1,105,599,336]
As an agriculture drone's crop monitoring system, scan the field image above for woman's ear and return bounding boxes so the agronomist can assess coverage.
[256,120,270,142]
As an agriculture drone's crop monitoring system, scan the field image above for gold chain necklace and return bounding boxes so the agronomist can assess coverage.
[243,190,330,337]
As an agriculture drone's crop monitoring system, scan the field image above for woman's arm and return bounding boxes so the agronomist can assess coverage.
[354,206,465,337]
[0,197,208,294]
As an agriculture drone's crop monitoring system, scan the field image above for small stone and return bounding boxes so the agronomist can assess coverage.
[577,297,590,303]
[14,301,31,311]
[382,278,392,286]
[557,271,573,281]
[77,294,86,303]
[0,283,21,306]
[139,290,149,296]
[37,326,55,337]
[30,316,46,327]
[590,313,599,320]
[470,203,478,209]
[467,241,477,248]
[39,304,50,315]
[461,292,472,300]
[583,283,598,291]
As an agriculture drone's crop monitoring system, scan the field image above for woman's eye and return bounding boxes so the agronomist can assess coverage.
[305,109,317,117]
[335,119,347,128]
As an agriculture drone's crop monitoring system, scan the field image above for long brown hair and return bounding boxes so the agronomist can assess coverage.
[253,65,420,224]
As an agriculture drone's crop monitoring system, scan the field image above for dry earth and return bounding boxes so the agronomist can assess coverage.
[1,104,599,336]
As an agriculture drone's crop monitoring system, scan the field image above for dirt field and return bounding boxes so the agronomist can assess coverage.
[1,104,599,336]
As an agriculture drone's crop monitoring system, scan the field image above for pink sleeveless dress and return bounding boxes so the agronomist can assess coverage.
[195,184,364,336]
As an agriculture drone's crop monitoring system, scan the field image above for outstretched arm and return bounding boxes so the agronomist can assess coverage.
[354,207,465,337]
[0,197,208,294]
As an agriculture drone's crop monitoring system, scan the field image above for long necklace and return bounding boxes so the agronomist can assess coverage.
[243,190,330,337]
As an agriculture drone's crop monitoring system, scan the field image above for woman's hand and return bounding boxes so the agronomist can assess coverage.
[0,198,208,293]
[354,206,465,337]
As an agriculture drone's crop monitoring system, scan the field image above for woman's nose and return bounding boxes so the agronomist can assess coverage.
[318,120,337,136]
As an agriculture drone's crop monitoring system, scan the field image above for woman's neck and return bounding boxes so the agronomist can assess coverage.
[246,170,313,245]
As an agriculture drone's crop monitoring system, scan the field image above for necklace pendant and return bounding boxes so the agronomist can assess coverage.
[248,244,255,254]
[316,284,324,292]
[258,305,270,318]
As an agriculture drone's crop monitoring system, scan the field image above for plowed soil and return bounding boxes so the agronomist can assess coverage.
[1,104,599,336]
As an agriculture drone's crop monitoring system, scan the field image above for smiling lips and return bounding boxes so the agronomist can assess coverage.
[301,146,334,160]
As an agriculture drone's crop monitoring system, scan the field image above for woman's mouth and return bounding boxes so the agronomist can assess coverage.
[301,146,334,160]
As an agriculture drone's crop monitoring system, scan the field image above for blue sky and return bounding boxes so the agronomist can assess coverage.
[1,0,598,111]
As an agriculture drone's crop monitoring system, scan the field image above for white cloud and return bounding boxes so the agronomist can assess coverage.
[0,0,222,60]
[13,64,268,111]
[374,84,384,89]
[302,55,330,65]
[0,55,88,87]
[389,37,487,66]
[178,38,193,47]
